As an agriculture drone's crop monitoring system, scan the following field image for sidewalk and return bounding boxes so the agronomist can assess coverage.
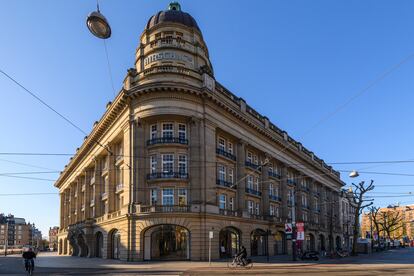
[36,252,321,270]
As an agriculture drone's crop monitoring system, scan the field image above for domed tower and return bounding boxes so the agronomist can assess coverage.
[133,2,214,87]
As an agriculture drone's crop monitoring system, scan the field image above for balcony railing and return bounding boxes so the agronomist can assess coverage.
[219,209,238,217]
[287,179,297,186]
[101,192,108,200]
[245,187,262,196]
[268,171,281,179]
[147,172,189,180]
[146,137,188,146]
[216,148,236,161]
[248,213,263,220]
[302,205,311,210]
[245,161,261,171]
[313,191,321,197]
[265,215,283,223]
[216,179,234,188]
[269,195,282,201]
[140,205,190,213]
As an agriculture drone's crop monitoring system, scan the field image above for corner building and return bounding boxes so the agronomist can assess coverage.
[56,2,350,261]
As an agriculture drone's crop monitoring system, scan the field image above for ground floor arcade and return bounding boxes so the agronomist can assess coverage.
[57,214,347,261]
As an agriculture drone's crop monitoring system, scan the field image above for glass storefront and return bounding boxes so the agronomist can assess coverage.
[150,225,189,260]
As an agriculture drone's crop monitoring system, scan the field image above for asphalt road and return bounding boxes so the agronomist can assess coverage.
[1,248,413,275]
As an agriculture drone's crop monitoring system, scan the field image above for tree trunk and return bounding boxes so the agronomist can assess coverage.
[351,211,360,256]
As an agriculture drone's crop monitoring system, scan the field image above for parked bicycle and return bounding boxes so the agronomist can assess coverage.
[227,255,253,269]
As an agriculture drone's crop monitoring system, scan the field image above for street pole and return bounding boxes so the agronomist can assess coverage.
[4,221,7,256]
[208,231,212,266]
[266,229,270,262]
[370,211,374,252]
[292,186,297,261]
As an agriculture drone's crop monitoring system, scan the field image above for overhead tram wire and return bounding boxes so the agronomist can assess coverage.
[0,69,111,155]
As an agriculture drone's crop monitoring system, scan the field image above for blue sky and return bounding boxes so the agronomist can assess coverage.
[1,0,414,235]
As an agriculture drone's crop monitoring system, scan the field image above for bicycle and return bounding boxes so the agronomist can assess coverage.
[24,259,34,275]
[227,255,253,269]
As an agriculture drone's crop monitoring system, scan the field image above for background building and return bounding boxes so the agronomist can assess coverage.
[0,214,33,252]
[56,2,353,261]
[49,226,59,251]
[361,204,414,241]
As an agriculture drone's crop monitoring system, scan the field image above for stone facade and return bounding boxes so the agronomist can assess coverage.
[55,2,353,261]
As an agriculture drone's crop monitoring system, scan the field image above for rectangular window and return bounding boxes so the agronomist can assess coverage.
[269,183,274,195]
[270,204,275,216]
[247,151,253,163]
[162,154,174,173]
[178,188,187,206]
[275,206,280,217]
[218,137,226,151]
[255,202,260,215]
[178,124,186,140]
[229,197,234,211]
[150,189,157,205]
[162,189,174,205]
[228,168,234,184]
[218,165,226,181]
[178,155,187,174]
[247,175,253,190]
[228,142,233,154]
[268,165,273,174]
[254,177,259,191]
[302,195,308,206]
[219,194,227,210]
[151,124,157,139]
[248,200,254,214]
[253,155,258,165]
[150,155,157,173]
[288,208,292,219]
[302,212,308,222]
[162,123,174,138]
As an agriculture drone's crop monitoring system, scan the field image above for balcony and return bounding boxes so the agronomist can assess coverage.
[269,195,281,202]
[247,213,263,220]
[147,172,189,180]
[115,184,124,193]
[81,204,85,211]
[268,171,281,179]
[140,205,190,213]
[90,199,95,207]
[265,215,283,223]
[287,179,297,186]
[216,148,236,161]
[219,209,238,217]
[216,179,234,188]
[245,161,261,171]
[313,191,320,197]
[301,186,310,192]
[302,205,311,210]
[146,137,188,146]
[245,187,262,197]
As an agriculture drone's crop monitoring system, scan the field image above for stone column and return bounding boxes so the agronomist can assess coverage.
[203,121,217,210]
[84,172,91,219]
[107,146,116,214]
[236,140,247,215]
[93,157,103,218]
[121,120,131,213]
[280,166,288,221]
[60,193,64,229]
[189,117,202,210]
[134,118,146,205]
[261,160,270,217]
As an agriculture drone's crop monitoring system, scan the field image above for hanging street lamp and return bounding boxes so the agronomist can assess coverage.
[86,4,111,39]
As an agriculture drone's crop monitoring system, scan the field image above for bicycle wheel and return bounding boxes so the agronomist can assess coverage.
[245,262,253,269]
[27,264,33,275]
[227,259,237,269]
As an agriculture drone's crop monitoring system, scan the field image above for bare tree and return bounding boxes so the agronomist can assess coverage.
[369,206,381,240]
[379,209,404,240]
[347,180,375,256]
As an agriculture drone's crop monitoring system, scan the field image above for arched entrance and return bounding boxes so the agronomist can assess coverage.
[336,236,341,250]
[274,231,287,255]
[95,232,103,258]
[250,229,267,256]
[318,234,325,252]
[58,239,63,255]
[108,229,121,259]
[145,224,190,261]
[306,233,315,251]
[77,233,88,257]
[63,238,68,255]
[219,227,240,258]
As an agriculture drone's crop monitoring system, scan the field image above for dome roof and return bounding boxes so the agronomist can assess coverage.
[145,2,200,32]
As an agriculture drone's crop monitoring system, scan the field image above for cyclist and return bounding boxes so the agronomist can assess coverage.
[235,245,247,265]
[22,247,36,272]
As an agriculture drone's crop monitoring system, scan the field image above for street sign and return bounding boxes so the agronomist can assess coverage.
[296,222,305,241]
[286,233,292,240]
[285,223,293,234]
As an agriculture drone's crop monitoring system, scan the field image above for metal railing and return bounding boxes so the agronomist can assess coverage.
[245,161,261,171]
[147,137,188,146]
[147,172,189,180]
[245,187,262,196]
[269,195,282,201]
[140,205,190,213]
[287,179,297,186]
[216,179,234,188]
[216,148,236,161]
[268,171,281,179]
[219,209,238,216]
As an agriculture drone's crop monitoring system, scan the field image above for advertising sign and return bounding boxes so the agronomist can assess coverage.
[285,223,293,234]
[296,222,305,241]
